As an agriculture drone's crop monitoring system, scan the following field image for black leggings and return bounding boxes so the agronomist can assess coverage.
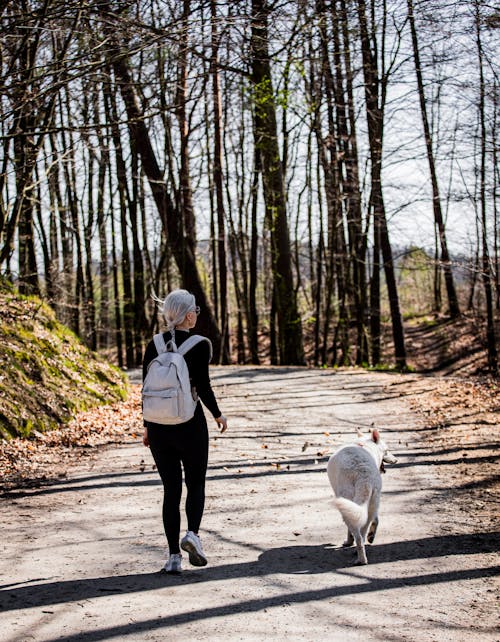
[147,404,209,554]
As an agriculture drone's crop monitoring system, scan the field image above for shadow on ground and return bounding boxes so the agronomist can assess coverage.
[1,532,498,617]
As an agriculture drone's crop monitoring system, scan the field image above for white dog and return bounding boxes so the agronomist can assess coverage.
[327,428,397,565]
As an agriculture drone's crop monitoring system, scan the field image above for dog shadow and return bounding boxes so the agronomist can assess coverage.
[258,542,353,574]
[257,531,499,574]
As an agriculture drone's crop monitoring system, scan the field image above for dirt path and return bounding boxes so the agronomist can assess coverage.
[1,367,498,641]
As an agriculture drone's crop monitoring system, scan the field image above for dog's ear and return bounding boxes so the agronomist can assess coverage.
[371,428,380,443]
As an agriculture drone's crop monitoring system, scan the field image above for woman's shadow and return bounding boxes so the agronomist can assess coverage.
[1,532,497,614]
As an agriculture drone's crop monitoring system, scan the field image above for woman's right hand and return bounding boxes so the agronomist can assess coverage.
[215,415,228,433]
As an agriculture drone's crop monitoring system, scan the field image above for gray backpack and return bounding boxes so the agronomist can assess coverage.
[142,333,212,425]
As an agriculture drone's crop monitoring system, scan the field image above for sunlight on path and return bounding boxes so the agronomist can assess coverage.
[0,368,497,642]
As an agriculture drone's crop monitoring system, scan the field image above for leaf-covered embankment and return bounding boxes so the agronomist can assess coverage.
[0,279,128,440]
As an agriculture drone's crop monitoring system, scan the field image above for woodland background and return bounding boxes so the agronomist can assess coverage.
[1,0,498,373]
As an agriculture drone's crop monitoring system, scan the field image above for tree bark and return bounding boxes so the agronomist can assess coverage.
[176,0,197,261]
[250,0,304,364]
[357,0,407,369]
[475,0,497,374]
[407,0,460,318]
[104,81,135,368]
[93,83,110,350]
[210,0,230,363]
[339,0,368,364]
[107,45,222,357]
[249,150,261,364]
[129,135,146,365]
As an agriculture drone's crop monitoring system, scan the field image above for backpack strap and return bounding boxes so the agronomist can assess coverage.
[177,335,213,362]
[153,333,172,355]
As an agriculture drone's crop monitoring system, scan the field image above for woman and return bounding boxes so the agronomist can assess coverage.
[142,289,227,574]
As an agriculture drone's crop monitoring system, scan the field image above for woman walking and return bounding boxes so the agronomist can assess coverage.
[142,289,227,574]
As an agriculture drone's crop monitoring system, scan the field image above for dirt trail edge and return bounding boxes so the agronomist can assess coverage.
[1,367,498,642]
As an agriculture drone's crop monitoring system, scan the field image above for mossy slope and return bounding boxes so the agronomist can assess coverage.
[0,279,128,440]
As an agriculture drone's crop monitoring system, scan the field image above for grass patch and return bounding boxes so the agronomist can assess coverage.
[0,280,128,440]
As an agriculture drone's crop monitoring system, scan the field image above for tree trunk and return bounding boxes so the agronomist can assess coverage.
[59,88,85,337]
[493,79,499,311]
[250,0,304,365]
[475,1,497,374]
[249,150,261,364]
[314,187,325,367]
[94,84,110,350]
[110,190,124,369]
[107,46,222,357]
[176,0,197,261]
[83,129,97,351]
[129,136,146,365]
[14,67,39,295]
[339,0,368,364]
[105,82,135,368]
[45,139,61,305]
[407,0,460,318]
[210,0,230,363]
[357,0,406,369]
[34,164,51,296]
[369,207,381,365]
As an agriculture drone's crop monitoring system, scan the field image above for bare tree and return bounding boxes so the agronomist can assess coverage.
[210,0,230,363]
[250,0,304,365]
[357,0,407,369]
[103,23,223,358]
[407,0,460,318]
[474,0,497,374]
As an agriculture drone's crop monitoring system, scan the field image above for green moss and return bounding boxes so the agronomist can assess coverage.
[0,280,128,440]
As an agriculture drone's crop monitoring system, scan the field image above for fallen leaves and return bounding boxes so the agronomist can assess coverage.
[0,384,143,492]
[406,377,499,432]
[398,374,499,530]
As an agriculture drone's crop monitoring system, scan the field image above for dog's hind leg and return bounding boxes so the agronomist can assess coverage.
[353,529,367,565]
[333,495,369,563]
[367,516,378,543]
[355,494,372,563]
[342,530,354,547]
[366,491,380,544]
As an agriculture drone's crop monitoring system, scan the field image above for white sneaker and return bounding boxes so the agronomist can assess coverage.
[181,531,207,567]
[163,553,182,574]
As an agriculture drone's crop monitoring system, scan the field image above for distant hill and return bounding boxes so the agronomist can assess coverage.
[0,278,128,440]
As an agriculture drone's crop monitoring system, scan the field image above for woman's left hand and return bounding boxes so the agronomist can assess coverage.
[143,427,150,447]
[215,415,228,433]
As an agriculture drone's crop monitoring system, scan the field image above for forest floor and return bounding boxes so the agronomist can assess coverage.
[0,366,498,641]
[403,312,493,376]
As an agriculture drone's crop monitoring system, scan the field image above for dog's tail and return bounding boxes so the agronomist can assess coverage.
[333,497,368,532]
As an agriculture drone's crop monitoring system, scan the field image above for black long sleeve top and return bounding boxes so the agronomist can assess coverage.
[142,329,221,421]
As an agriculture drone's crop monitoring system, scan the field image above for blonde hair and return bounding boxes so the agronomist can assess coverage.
[154,289,197,332]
